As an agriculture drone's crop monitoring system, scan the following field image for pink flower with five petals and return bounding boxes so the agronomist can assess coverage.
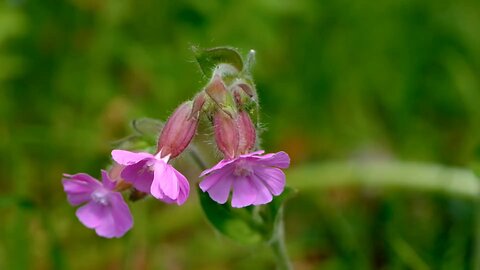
[111,150,189,205]
[62,170,133,238]
[199,151,290,208]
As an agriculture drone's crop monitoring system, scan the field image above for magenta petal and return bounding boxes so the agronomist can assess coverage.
[200,159,237,177]
[157,163,179,200]
[231,177,257,208]
[150,162,174,201]
[121,159,153,193]
[111,150,153,165]
[172,169,190,205]
[101,170,116,190]
[199,165,234,192]
[239,150,265,158]
[95,193,133,238]
[62,174,101,206]
[205,173,233,204]
[250,178,273,205]
[253,151,290,169]
[76,201,108,229]
[254,167,286,196]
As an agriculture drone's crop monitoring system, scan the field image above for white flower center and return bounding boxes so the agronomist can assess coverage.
[91,189,110,206]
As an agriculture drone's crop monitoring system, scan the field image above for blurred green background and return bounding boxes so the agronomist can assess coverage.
[1,0,480,269]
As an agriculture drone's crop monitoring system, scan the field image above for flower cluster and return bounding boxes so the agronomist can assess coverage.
[62,49,290,238]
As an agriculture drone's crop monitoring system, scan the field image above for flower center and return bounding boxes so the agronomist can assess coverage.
[91,189,110,206]
[233,160,253,177]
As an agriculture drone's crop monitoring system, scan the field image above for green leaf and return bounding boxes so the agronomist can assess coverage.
[197,187,263,245]
[193,46,244,78]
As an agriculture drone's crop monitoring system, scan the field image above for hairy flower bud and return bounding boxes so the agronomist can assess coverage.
[190,92,206,119]
[214,110,239,159]
[236,111,256,154]
[157,101,199,158]
[232,85,252,108]
[205,75,236,116]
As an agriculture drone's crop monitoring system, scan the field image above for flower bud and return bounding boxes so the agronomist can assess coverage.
[190,92,206,119]
[232,85,252,108]
[205,75,236,116]
[214,110,239,159]
[157,101,199,158]
[236,111,256,154]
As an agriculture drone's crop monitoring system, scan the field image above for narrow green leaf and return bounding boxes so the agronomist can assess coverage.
[197,187,263,245]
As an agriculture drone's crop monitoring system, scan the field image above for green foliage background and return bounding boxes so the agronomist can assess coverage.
[1,0,480,269]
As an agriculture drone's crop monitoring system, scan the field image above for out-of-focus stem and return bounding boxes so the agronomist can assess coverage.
[288,161,480,200]
[188,146,208,171]
[270,207,293,270]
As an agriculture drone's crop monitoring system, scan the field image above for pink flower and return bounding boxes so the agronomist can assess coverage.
[62,171,133,238]
[199,151,290,208]
[111,150,189,205]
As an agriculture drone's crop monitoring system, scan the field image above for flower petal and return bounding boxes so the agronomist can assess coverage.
[200,158,237,177]
[251,151,290,169]
[199,165,234,192]
[150,162,169,200]
[120,159,153,193]
[62,173,101,206]
[153,162,179,200]
[95,193,133,238]
[231,176,257,208]
[254,167,286,196]
[172,169,190,205]
[76,201,108,229]
[101,170,116,190]
[250,177,273,205]
[205,173,234,204]
[111,150,153,165]
[239,150,265,158]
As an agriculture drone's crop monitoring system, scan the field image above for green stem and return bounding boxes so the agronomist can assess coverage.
[270,207,293,270]
[188,146,208,171]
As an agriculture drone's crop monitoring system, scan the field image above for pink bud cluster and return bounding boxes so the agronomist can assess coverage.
[61,57,290,238]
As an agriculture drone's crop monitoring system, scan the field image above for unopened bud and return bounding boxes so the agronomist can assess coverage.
[190,92,206,119]
[214,110,239,159]
[236,82,255,98]
[232,85,252,108]
[236,111,256,154]
[157,101,199,158]
[205,75,236,116]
